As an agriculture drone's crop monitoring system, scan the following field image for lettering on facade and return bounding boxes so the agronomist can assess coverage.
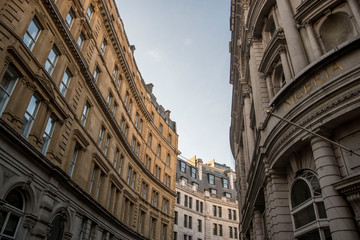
[283,62,344,111]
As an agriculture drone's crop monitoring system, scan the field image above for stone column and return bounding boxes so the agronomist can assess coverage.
[347,0,360,28]
[310,137,360,239]
[279,49,292,82]
[276,0,308,74]
[238,148,247,207]
[243,94,255,165]
[305,22,322,59]
[265,170,293,240]
[265,75,274,99]
[253,208,264,240]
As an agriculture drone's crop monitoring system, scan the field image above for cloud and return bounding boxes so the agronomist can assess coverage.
[146,50,161,61]
[184,38,192,46]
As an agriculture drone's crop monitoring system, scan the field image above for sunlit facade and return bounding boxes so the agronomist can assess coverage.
[0,0,179,239]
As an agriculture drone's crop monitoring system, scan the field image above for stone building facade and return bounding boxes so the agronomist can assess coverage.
[0,0,179,239]
[229,0,360,239]
[174,157,239,240]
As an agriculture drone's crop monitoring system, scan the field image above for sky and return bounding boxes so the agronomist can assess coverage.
[115,0,234,169]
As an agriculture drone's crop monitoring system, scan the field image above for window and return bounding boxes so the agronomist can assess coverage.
[60,69,71,96]
[209,174,215,184]
[200,202,203,213]
[193,182,199,189]
[124,91,129,105]
[131,137,136,151]
[218,206,222,218]
[65,8,74,28]
[69,145,80,178]
[174,211,178,224]
[124,124,129,138]
[162,198,169,214]
[41,115,55,154]
[147,133,152,146]
[234,227,238,239]
[112,65,118,81]
[150,218,156,240]
[45,46,59,75]
[180,161,186,173]
[184,195,188,207]
[157,144,161,158]
[0,188,25,239]
[93,66,100,83]
[159,123,163,133]
[189,197,192,209]
[198,219,202,232]
[210,188,217,194]
[100,39,107,55]
[228,209,232,220]
[151,190,158,208]
[22,94,40,137]
[117,74,122,90]
[138,119,143,133]
[81,102,90,126]
[184,214,188,228]
[223,178,229,188]
[219,224,223,236]
[229,226,233,238]
[77,32,85,49]
[24,18,41,50]
[127,99,132,113]
[189,216,192,229]
[191,167,196,178]
[168,133,172,143]
[95,173,103,200]
[86,5,94,21]
[113,148,119,168]
[0,65,19,115]
[107,92,112,107]
[166,154,170,166]
[161,224,167,240]
[104,134,111,156]
[213,223,217,235]
[118,154,124,175]
[225,192,232,198]
[176,192,180,204]
[290,170,328,238]
[213,205,217,217]
[48,213,66,240]
[135,113,139,128]
[145,154,151,169]
[112,102,117,116]
[196,200,199,211]
[139,211,145,234]
[98,126,105,148]
[131,171,136,189]
[141,182,148,200]
[233,210,237,221]
[182,177,188,183]
[126,166,132,185]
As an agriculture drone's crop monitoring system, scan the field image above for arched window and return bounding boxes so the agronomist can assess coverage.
[48,213,67,240]
[319,12,355,52]
[290,170,331,239]
[0,188,25,239]
[271,64,285,95]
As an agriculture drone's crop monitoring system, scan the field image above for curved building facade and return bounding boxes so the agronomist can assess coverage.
[229,0,360,239]
[174,157,239,240]
[0,0,179,239]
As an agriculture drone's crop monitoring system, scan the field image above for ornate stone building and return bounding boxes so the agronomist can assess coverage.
[229,0,360,239]
[174,157,239,240]
[0,0,179,239]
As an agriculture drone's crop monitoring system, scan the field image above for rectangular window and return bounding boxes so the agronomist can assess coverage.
[184,214,187,228]
[141,181,148,200]
[213,205,217,217]
[147,134,152,146]
[225,192,232,198]
[161,224,167,240]
[0,65,19,115]
[45,46,59,75]
[219,224,223,236]
[234,227,238,238]
[209,174,215,185]
[176,192,180,204]
[89,166,96,194]
[126,166,132,185]
[136,143,140,157]
[191,167,196,178]
[168,134,172,143]
[198,219,202,232]
[124,124,129,138]
[117,74,122,90]
[24,18,41,50]
[98,126,105,148]
[184,195,188,207]
[228,209,232,220]
[95,173,102,200]
[138,119,143,133]
[118,154,124,175]
[60,69,71,96]
[196,200,199,211]
[223,178,229,188]
[100,39,107,55]
[189,216,192,229]
[127,99,132,113]
[157,144,161,158]
[150,218,156,240]
[41,115,55,154]
[174,211,178,224]
[166,154,170,166]
[159,123,163,133]
[77,32,85,49]
[107,92,112,107]
[112,65,118,81]
[65,8,74,28]
[180,161,186,173]
[81,102,90,126]
[68,146,79,178]
[104,134,111,156]
[86,5,94,21]
[131,137,136,151]
[213,223,217,235]
[131,171,136,189]
[229,226,233,238]
[200,202,203,213]
[233,210,237,221]
[210,188,217,194]
[218,206,222,218]
[139,211,145,234]
[113,148,119,168]
[22,94,40,137]
[189,197,192,209]
[151,190,158,208]
[93,66,100,83]
[112,102,117,116]
[162,198,169,214]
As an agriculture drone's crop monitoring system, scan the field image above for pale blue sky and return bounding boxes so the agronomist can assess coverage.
[115,0,234,168]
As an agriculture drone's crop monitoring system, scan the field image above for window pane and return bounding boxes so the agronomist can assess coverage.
[0,66,18,113]
[3,214,20,237]
[24,19,40,50]
[60,70,71,96]
[293,205,316,229]
[291,179,311,208]
[317,202,327,219]
[297,229,321,240]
